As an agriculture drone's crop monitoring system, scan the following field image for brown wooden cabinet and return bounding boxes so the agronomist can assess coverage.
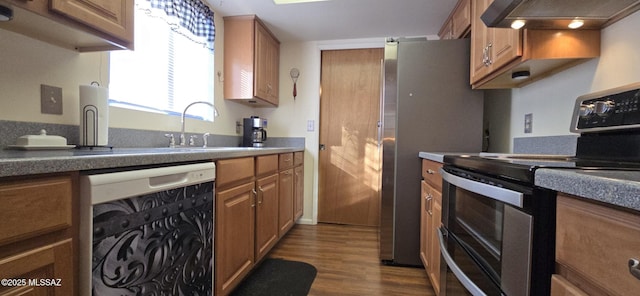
[224,15,280,107]
[278,153,294,237]
[552,193,640,296]
[255,155,280,262]
[0,0,133,51]
[294,152,304,221]
[470,0,521,84]
[215,157,256,296]
[216,153,302,295]
[439,0,471,40]
[0,173,77,296]
[470,0,600,89]
[419,159,443,295]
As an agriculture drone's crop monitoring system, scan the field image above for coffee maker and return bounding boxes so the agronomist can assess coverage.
[243,116,268,147]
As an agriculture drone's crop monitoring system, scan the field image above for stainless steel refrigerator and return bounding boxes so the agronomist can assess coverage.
[379,38,484,266]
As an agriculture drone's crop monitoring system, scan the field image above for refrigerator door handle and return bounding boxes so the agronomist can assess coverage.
[378,58,384,149]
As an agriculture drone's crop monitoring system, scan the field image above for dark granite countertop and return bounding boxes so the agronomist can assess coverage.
[535,168,640,212]
[0,147,304,178]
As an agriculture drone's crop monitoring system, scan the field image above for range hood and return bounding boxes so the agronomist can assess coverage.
[481,0,640,29]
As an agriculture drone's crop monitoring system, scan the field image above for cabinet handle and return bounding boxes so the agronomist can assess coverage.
[629,258,640,280]
[427,193,433,216]
[251,189,257,207]
[486,42,493,66]
[258,186,264,205]
[426,169,435,175]
[482,46,488,66]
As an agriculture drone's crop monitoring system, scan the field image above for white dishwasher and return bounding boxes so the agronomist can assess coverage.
[79,162,215,295]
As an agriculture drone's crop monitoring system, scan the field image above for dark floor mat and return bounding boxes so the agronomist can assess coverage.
[230,258,317,296]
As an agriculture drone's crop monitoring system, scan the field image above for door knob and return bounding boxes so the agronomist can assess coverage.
[319,144,326,151]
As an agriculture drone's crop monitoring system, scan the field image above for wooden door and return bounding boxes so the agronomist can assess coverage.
[319,48,383,226]
[255,174,279,262]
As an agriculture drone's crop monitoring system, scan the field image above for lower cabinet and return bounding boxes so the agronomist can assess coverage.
[420,180,442,295]
[0,173,77,296]
[294,164,304,220]
[215,152,303,295]
[278,168,294,237]
[552,193,640,296]
[420,159,443,295]
[255,165,279,262]
[215,180,255,296]
[293,151,304,221]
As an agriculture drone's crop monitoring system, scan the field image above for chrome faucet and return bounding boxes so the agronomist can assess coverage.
[180,101,219,146]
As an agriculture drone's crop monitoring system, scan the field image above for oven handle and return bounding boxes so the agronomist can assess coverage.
[440,168,524,208]
[438,227,488,296]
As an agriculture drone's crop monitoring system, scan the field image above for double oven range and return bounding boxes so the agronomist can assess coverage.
[438,82,640,295]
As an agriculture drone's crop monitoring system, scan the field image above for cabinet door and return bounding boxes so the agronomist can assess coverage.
[278,169,294,237]
[428,189,442,295]
[488,24,521,71]
[255,174,279,262]
[294,165,304,221]
[50,0,133,43]
[254,22,279,105]
[215,182,255,296]
[0,239,73,296]
[451,0,471,38]
[420,181,430,272]
[470,0,491,83]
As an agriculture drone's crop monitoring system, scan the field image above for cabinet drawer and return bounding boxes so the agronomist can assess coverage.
[0,176,72,246]
[216,157,255,188]
[421,160,443,191]
[294,152,303,166]
[256,155,278,177]
[279,153,294,170]
[556,194,640,295]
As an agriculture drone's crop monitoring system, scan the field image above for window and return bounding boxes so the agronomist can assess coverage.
[109,0,216,121]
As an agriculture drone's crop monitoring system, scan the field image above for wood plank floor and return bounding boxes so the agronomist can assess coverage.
[267,223,436,296]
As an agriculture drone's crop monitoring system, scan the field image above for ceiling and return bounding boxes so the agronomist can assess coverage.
[205,0,457,42]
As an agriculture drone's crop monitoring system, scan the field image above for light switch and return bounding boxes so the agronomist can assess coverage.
[307,120,314,132]
[524,113,533,133]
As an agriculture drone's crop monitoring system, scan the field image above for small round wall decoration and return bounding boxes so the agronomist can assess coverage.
[290,68,300,99]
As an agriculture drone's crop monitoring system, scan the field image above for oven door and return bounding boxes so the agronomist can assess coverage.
[439,167,535,296]
[438,227,502,296]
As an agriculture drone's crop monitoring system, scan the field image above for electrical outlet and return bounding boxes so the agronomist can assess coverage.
[236,121,242,134]
[41,84,63,115]
[307,120,315,132]
[524,113,533,133]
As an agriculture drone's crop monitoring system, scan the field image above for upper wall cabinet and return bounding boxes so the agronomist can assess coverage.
[224,15,280,107]
[439,0,471,40]
[0,0,133,51]
[470,0,601,89]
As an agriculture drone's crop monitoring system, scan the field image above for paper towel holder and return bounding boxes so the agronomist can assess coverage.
[79,81,112,150]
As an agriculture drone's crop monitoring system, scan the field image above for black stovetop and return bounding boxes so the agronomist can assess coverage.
[443,153,640,184]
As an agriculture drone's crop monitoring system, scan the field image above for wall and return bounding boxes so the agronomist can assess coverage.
[486,10,640,152]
